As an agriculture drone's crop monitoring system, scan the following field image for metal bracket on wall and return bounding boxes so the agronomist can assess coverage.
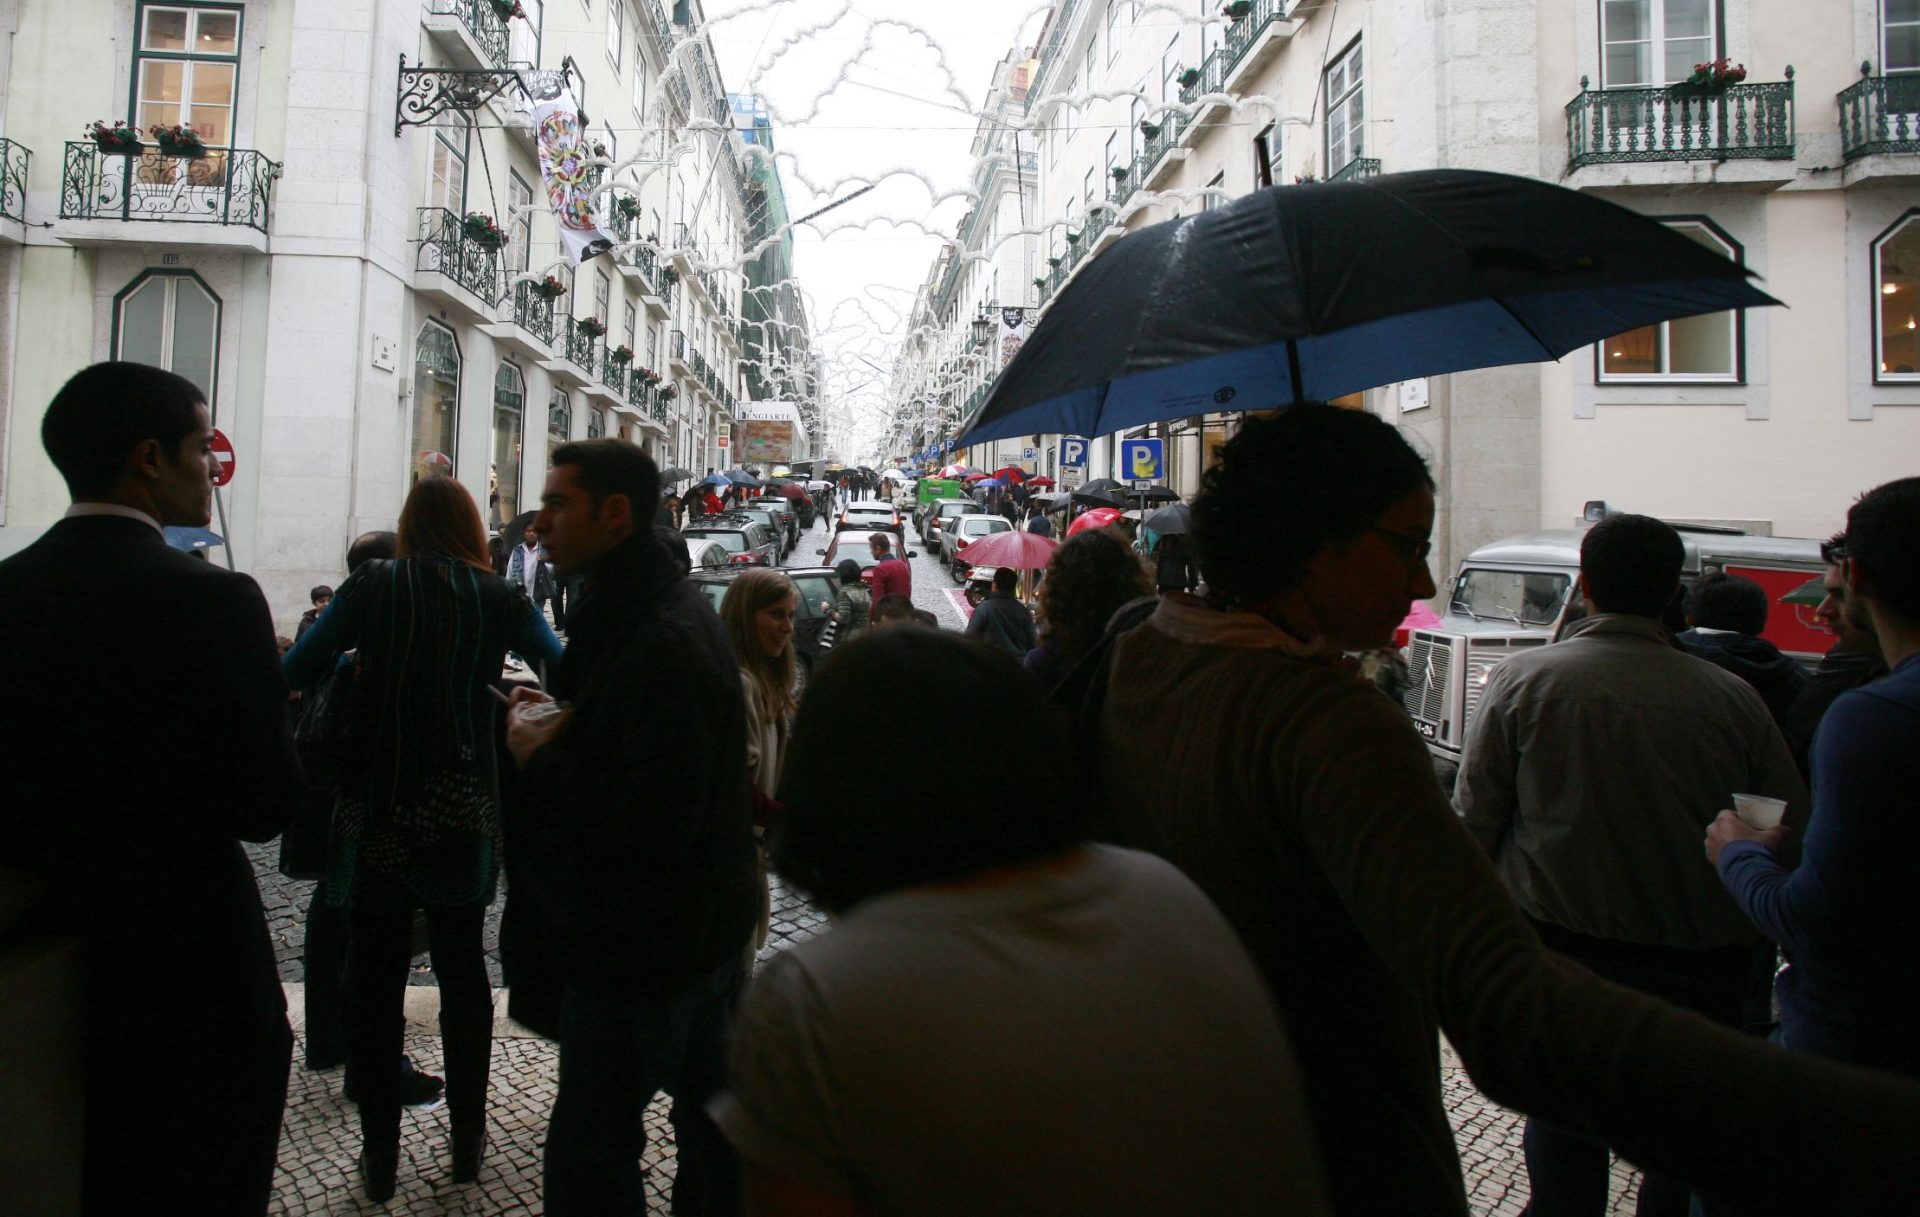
[394,55,578,137]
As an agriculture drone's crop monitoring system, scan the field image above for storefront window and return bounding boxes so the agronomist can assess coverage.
[548,389,571,459]
[492,361,525,526]
[412,321,460,483]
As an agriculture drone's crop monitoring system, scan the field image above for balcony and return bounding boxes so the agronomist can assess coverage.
[1222,0,1299,93]
[482,278,557,360]
[414,207,504,318]
[1329,156,1382,183]
[1566,74,1795,171]
[600,352,629,398]
[563,315,599,373]
[1138,110,1189,191]
[1840,69,1920,162]
[57,143,280,251]
[422,0,510,71]
[0,138,29,243]
[1178,48,1234,142]
[669,328,692,375]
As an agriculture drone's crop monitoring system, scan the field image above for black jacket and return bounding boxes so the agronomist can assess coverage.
[511,530,758,1006]
[966,590,1037,659]
[1677,628,1808,733]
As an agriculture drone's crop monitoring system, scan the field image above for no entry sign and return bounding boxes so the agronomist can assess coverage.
[209,428,236,487]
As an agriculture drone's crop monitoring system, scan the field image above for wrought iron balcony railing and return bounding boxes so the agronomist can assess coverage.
[425,0,510,69]
[1222,0,1290,71]
[563,314,597,370]
[1566,73,1795,169]
[601,353,628,395]
[670,328,691,366]
[1839,68,1920,160]
[416,207,504,303]
[0,138,29,224]
[512,280,556,345]
[1179,46,1232,109]
[1329,156,1382,182]
[62,143,280,232]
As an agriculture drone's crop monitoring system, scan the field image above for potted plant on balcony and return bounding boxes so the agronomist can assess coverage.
[488,0,527,20]
[660,384,679,401]
[1179,66,1201,89]
[532,274,567,301]
[148,122,208,159]
[661,268,680,288]
[462,211,508,249]
[1139,119,1162,140]
[87,120,144,155]
[1225,0,1253,19]
[1033,276,1048,290]
[577,315,607,339]
[609,344,635,365]
[613,194,641,222]
[1111,165,1130,183]
[1672,58,1748,97]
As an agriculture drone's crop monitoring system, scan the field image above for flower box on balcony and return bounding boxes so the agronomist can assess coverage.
[1671,58,1747,96]
[660,384,678,401]
[1225,1,1252,19]
[462,211,508,249]
[147,123,206,158]
[1179,68,1201,88]
[487,0,527,20]
[614,195,641,221]
[1139,121,1161,139]
[609,345,634,364]
[577,315,607,339]
[88,121,144,155]
[1111,166,1130,181]
[533,275,567,301]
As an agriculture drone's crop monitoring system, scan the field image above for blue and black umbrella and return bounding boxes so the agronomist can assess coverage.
[163,525,225,551]
[958,169,1780,445]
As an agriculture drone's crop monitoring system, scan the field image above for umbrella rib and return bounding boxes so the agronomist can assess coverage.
[1491,295,1555,358]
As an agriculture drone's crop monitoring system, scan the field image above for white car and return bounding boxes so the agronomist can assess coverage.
[942,514,1014,579]
[840,498,902,532]
[685,537,730,571]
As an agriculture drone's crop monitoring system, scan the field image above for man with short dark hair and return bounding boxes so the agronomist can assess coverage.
[299,584,334,640]
[507,520,556,618]
[1457,513,1808,1217]
[1710,478,1920,1077]
[1679,571,1807,733]
[1781,535,1888,779]
[868,531,911,604]
[507,437,758,1216]
[0,362,302,1214]
[964,566,1035,659]
[871,593,916,629]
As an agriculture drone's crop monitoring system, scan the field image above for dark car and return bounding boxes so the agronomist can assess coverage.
[682,517,779,567]
[732,505,793,559]
[747,496,801,550]
[816,528,915,596]
[689,566,840,672]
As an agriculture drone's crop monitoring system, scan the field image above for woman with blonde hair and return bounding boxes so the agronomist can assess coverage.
[284,475,561,1200]
[719,567,801,800]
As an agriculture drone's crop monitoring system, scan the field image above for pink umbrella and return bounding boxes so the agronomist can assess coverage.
[1067,506,1124,537]
[1394,600,1444,648]
[951,529,1059,572]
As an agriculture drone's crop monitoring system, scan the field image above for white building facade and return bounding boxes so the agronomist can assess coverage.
[0,0,800,629]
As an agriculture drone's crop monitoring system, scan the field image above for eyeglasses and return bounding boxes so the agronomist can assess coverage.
[1368,525,1434,565]
[1820,536,1849,565]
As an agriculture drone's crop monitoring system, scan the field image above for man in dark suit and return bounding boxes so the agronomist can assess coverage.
[0,362,303,1215]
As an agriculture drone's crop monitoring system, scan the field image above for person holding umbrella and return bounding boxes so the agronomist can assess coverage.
[964,567,1036,661]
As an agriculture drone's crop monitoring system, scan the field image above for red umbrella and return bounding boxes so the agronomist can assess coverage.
[1025,475,1056,488]
[990,466,1027,483]
[951,529,1059,572]
[1067,506,1124,537]
[963,471,991,483]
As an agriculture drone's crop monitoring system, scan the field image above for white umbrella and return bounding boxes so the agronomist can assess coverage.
[880,468,908,480]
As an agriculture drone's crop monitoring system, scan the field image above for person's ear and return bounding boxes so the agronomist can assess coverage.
[597,492,632,530]
[129,438,164,480]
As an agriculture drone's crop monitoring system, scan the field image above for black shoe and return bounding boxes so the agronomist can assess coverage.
[360,1146,398,1203]
[399,1064,446,1111]
[450,1128,485,1183]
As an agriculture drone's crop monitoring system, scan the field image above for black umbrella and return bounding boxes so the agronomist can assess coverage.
[662,465,695,480]
[1072,488,1128,509]
[1128,484,1180,504]
[1143,502,1192,534]
[956,169,1779,445]
[1080,477,1122,496]
[724,468,763,488]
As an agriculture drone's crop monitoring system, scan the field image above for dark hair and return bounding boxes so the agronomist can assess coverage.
[1847,476,1920,626]
[1192,405,1432,603]
[835,558,863,586]
[1035,528,1153,664]
[868,532,893,553]
[772,629,1084,912]
[912,608,939,627]
[551,438,659,521]
[656,525,692,574]
[41,362,206,498]
[396,476,492,572]
[992,566,1019,592]
[1687,571,1768,635]
[309,584,334,604]
[346,530,397,572]
[872,593,915,622]
[1580,513,1684,618]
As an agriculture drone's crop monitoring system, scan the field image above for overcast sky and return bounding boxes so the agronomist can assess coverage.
[704,0,1050,460]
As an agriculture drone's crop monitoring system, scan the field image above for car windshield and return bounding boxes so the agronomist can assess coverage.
[829,542,881,569]
[686,530,748,553]
[696,582,728,612]
[963,518,1010,535]
[938,503,975,517]
[1450,569,1570,626]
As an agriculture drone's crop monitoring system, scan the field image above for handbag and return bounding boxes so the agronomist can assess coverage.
[281,650,362,880]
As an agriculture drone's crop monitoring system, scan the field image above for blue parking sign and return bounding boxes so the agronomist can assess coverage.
[1060,437,1089,468]
[1121,438,1164,481]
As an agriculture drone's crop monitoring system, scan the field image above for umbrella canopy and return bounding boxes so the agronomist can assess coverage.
[771,465,793,477]
[963,471,991,483]
[1781,576,1827,608]
[951,529,1060,572]
[879,468,908,480]
[1143,502,1192,534]
[776,483,810,505]
[661,465,696,481]
[1025,475,1056,488]
[1072,488,1128,509]
[1080,477,1122,496]
[1067,506,1125,537]
[977,476,1014,490]
[1125,484,1180,504]
[724,468,764,487]
[956,169,1780,446]
[703,473,731,487]
[163,525,225,551]
[989,465,1027,483]
[1394,601,1446,648]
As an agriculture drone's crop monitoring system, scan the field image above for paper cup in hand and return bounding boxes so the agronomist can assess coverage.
[1732,793,1787,831]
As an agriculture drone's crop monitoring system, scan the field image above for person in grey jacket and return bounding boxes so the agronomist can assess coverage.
[965,567,1036,660]
[830,558,871,644]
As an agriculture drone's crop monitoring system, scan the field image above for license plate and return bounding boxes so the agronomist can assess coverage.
[1413,720,1438,740]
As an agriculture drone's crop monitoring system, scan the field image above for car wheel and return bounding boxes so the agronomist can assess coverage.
[950,560,965,584]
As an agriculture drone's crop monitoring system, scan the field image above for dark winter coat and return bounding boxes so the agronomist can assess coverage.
[1677,628,1808,735]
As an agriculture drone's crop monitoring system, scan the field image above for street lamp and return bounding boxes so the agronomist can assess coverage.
[970,303,995,348]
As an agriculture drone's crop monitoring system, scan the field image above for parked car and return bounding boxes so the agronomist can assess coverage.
[733,506,793,558]
[685,537,730,572]
[817,528,915,594]
[690,565,840,672]
[681,517,779,568]
[840,498,903,533]
[832,512,907,552]
[920,498,982,546]
[748,495,801,549]
[941,514,1014,580]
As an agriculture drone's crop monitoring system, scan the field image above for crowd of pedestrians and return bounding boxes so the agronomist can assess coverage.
[6,363,1920,1216]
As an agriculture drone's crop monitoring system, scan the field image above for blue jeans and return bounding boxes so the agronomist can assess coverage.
[544,959,744,1217]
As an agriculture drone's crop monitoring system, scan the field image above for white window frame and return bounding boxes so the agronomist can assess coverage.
[1873,210,1920,384]
[1106,1,1122,64]
[509,171,533,271]
[114,270,222,409]
[606,0,622,68]
[1324,38,1364,175]
[1161,36,1180,104]
[1595,217,1743,384]
[1886,0,1920,73]
[1599,0,1717,88]
[1085,30,1098,82]
[1203,171,1224,212]
[430,118,467,214]
[134,4,240,153]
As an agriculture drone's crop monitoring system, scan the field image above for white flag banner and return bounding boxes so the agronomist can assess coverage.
[996,306,1030,372]
[528,74,615,265]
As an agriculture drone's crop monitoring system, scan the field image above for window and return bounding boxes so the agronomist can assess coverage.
[1254,122,1281,188]
[1083,167,1096,219]
[134,4,239,152]
[604,122,618,167]
[633,59,647,117]
[1203,171,1224,212]
[1325,39,1364,175]
[492,362,525,526]
[430,117,467,214]
[548,389,572,458]
[624,302,637,353]
[413,321,460,483]
[1601,0,1713,87]
[510,0,543,65]
[115,271,220,409]
[1874,211,1920,382]
[1104,132,1118,189]
[509,172,533,271]
[1161,36,1180,103]
[587,406,607,438]
[1888,0,1920,72]
[1085,30,1098,82]
[594,271,612,332]
[1597,219,1740,382]
[1129,97,1146,161]
[606,0,622,67]
[1106,1,1122,64]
